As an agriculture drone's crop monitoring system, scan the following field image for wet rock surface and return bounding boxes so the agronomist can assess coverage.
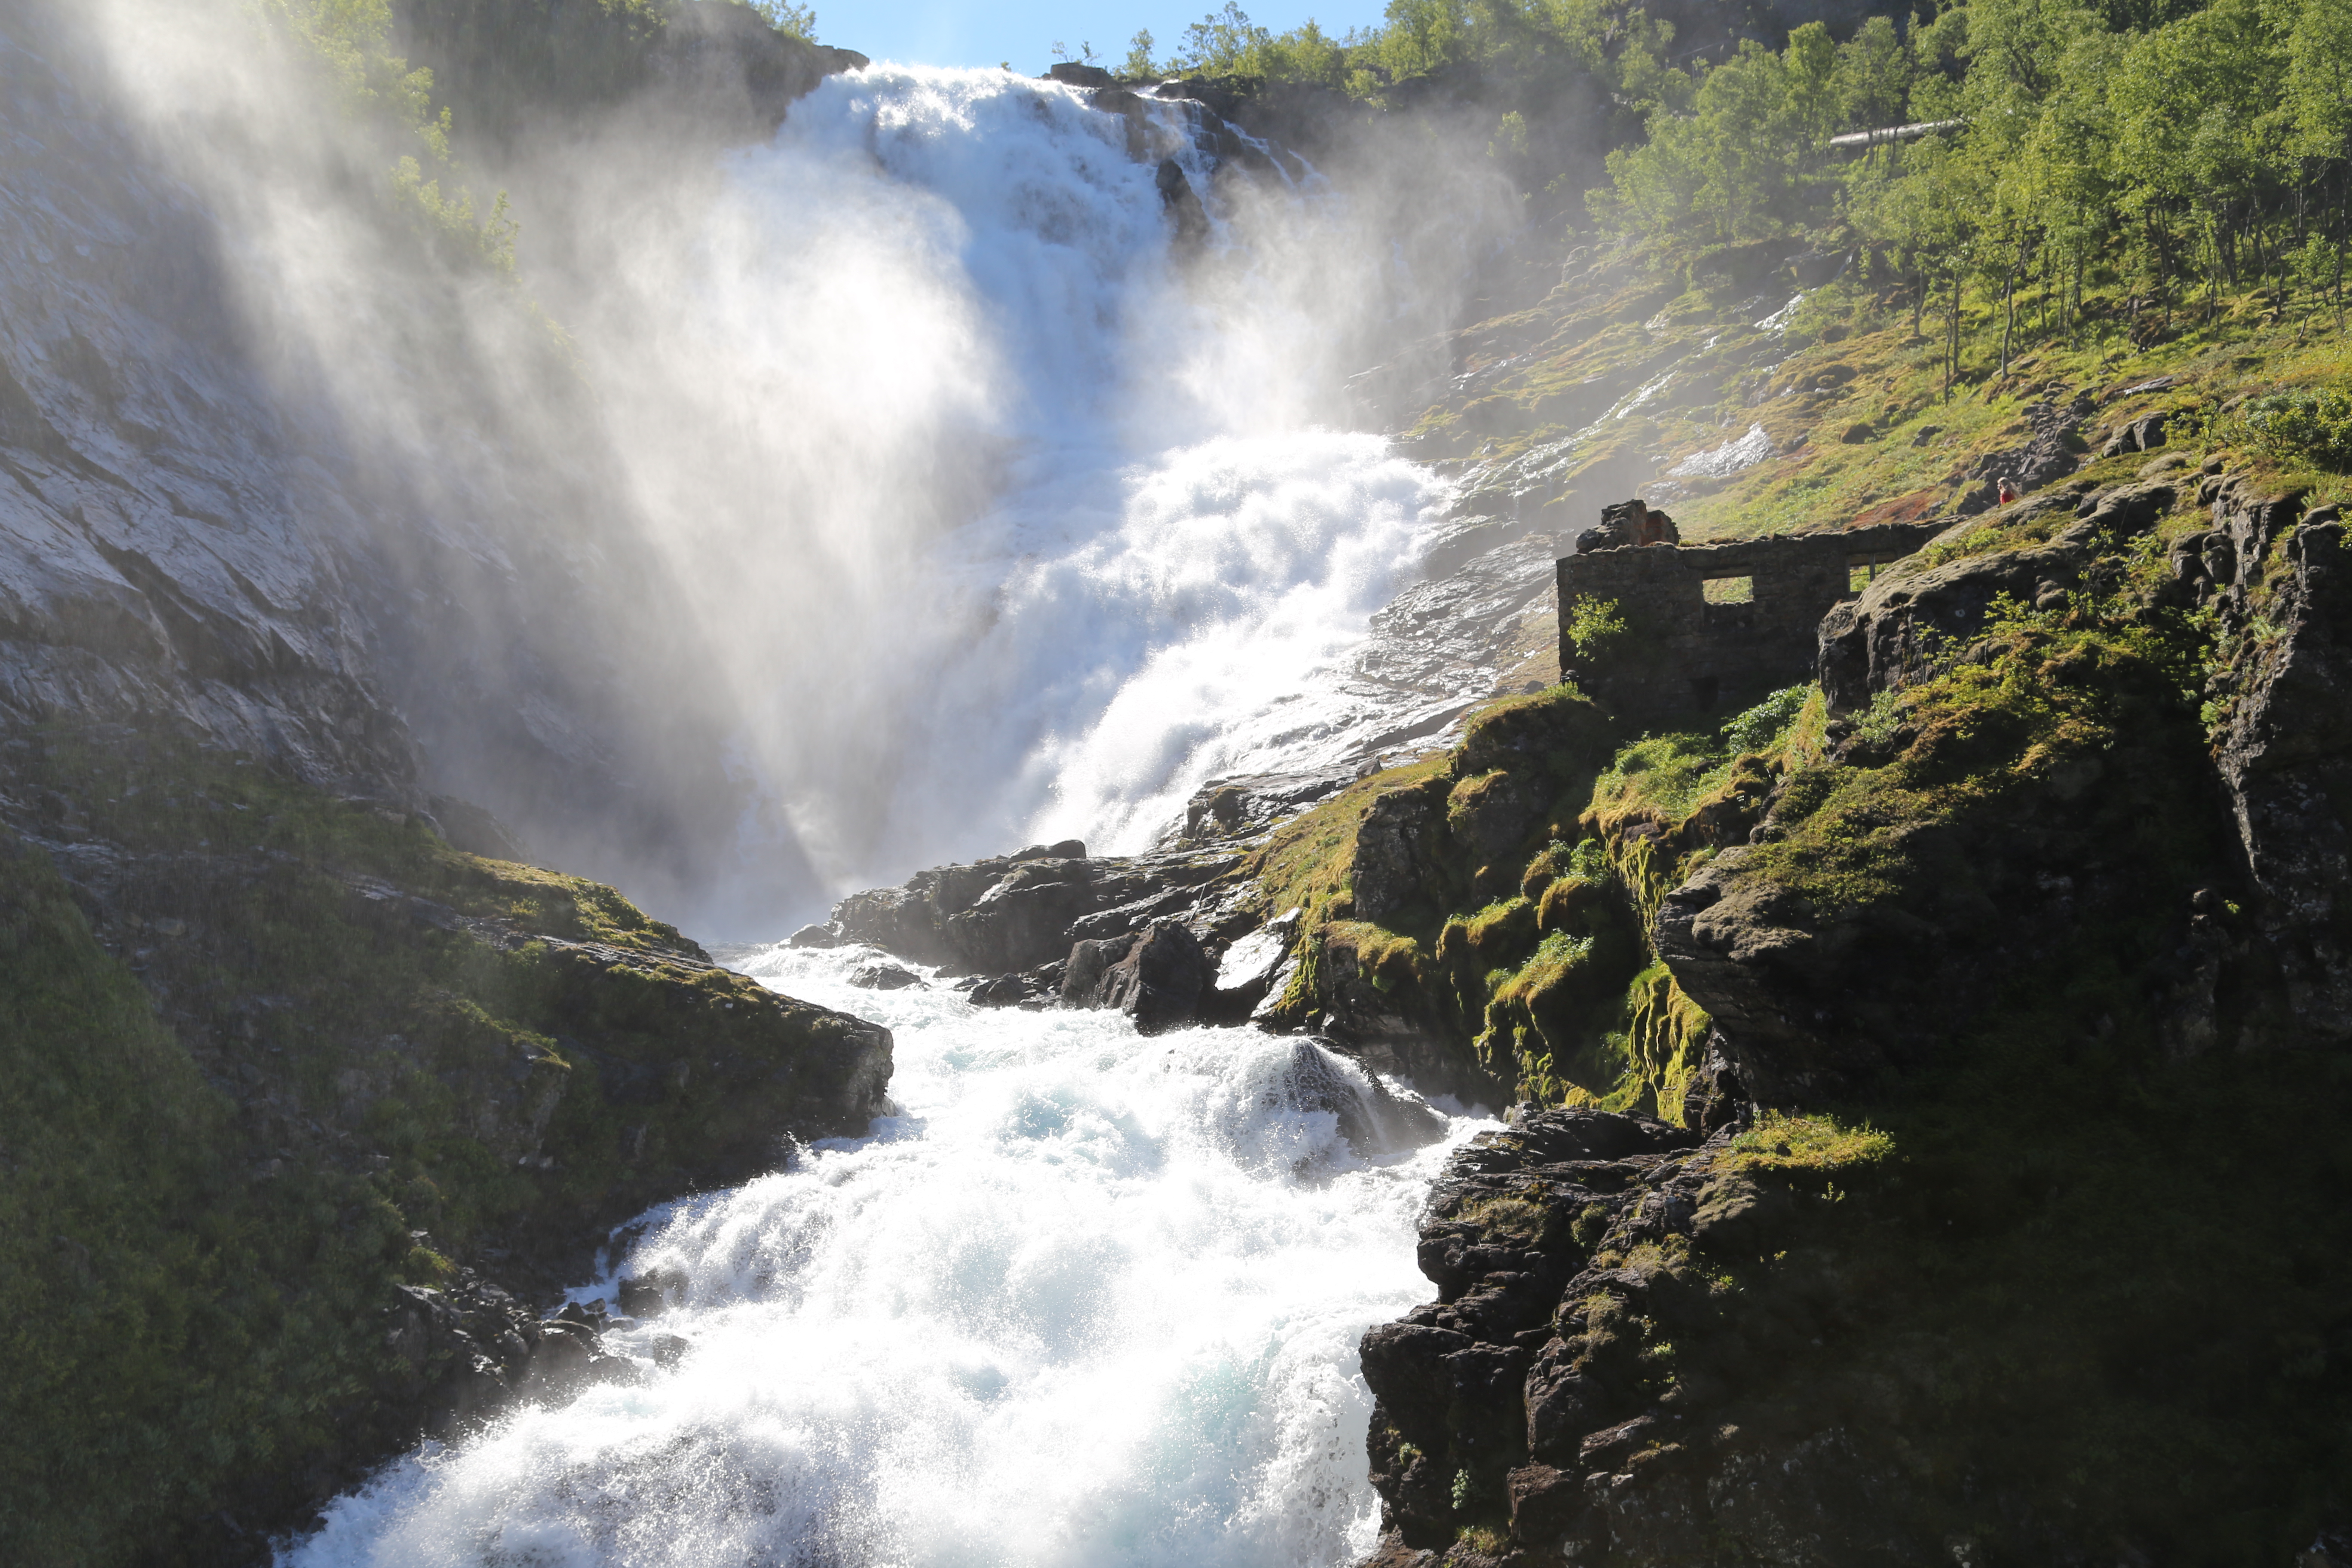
[384,1281,648,1442]
[1361,1105,1818,1562]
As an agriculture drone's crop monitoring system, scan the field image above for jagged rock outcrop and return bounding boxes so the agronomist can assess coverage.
[1809,467,2352,1070]
[1953,389,2090,513]
[2196,478,2352,1047]
[0,0,869,925]
[1664,479,2213,1101]
[0,12,416,796]
[383,1282,651,1443]
[808,842,1253,975]
[1062,917,1217,1032]
[1176,763,1360,845]
[1816,478,2177,715]
[1359,1106,1716,1556]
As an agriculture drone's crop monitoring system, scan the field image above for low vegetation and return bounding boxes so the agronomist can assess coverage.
[0,728,875,1565]
[1250,680,1819,1118]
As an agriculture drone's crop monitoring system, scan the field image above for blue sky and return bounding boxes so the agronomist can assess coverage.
[812,0,1392,71]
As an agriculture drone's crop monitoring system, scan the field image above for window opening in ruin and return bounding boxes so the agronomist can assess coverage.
[1702,575,1754,605]
[1847,554,1895,595]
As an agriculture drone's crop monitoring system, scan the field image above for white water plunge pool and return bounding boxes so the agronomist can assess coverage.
[285,946,1490,1568]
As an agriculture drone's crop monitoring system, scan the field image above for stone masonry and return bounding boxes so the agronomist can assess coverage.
[1557,517,1952,723]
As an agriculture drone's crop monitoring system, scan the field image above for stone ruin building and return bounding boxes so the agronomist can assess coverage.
[1557,505,1951,722]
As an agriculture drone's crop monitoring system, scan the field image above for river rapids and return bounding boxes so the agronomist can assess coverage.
[281,61,1494,1567]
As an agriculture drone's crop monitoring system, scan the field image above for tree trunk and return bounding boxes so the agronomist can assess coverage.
[1946,270,1961,402]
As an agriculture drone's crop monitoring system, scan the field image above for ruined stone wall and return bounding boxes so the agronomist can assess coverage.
[1556,520,1952,723]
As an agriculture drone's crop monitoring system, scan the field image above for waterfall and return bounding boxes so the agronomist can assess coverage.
[585,64,1456,892]
[61,5,1503,930]
[17,6,1526,1554]
[282,949,1484,1568]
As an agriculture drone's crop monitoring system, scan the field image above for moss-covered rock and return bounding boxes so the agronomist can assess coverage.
[0,726,890,1565]
[1355,467,2352,1566]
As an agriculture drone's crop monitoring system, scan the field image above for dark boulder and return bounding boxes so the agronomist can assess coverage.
[1573,497,1679,553]
[1043,61,1113,88]
[1097,919,1213,1032]
[2101,409,2170,457]
[968,965,1060,1009]
[827,846,1247,975]
[1156,159,1210,244]
[1351,775,1450,921]
[1262,1037,1445,1160]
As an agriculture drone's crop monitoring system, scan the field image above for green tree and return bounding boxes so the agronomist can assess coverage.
[747,0,816,39]
[1123,28,1161,78]
[1833,14,1913,133]
[2282,0,2352,318]
[2108,0,2285,313]
[1175,2,1273,73]
[1599,24,1842,248]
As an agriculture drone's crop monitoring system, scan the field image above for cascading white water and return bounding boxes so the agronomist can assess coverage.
[583,64,1458,892]
[256,61,1500,1566]
[284,949,1488,1568]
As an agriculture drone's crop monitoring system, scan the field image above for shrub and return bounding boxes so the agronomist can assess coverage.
[1565,595,1632,662]
[1721,683,1812,756]
[2240,386,2352,472]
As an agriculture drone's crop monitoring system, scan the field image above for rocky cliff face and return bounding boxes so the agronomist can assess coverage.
[0,0,868,928]
[1347,459,2352,1565]
[0,15,414,795]
[0,723,891,1564]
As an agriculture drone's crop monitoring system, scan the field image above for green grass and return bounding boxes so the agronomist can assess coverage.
[1724,1109,1894,1174]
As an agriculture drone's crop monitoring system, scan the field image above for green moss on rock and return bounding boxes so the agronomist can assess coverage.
[0,728,890,1564]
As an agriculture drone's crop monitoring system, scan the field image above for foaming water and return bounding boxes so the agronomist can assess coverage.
[587,65,1455,896]
[284,949,1490,1568]
[65,13,1502,932]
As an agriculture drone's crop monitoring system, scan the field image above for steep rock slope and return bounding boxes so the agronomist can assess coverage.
[0,18,410,791]
[0,0,864,923]
[0,724,891,1565]
[1345,459,2352,1563]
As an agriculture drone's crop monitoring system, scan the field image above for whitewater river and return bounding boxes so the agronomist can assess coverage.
[275,58,1501,1567]
[288,948,1488,1567]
